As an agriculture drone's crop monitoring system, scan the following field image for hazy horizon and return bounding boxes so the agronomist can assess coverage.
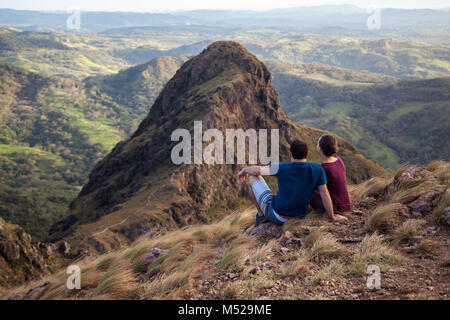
[0,0,449,13]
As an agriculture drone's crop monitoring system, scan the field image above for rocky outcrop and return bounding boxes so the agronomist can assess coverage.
[141,248,168,265]
[0,217,62,288]
[386,166,433,194]
[407,190,443,218]
[250,223,284,239]
[386,165,445,218]
[49,41,387,255]
[442,207,450,226]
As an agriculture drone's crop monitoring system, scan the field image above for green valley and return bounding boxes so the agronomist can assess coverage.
[0,58,180,239]
[268,60,450,169]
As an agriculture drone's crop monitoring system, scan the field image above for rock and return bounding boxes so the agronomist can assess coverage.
[398,205,410,218]
[32,256,46,271]
[408,236,422,246]
[284,238,302,248]
[411,211,423,219]
[386,166,432,194]
[351,210,364,216]
[57,241,71,255]
[280,231,294,240]
[16,228,32,244]
[8,293,24,300]
[262,262,270,268]
[0,240,21,262]
[0,218,60,288]
[250,223,283,239]
[337,237,363,243]
[39,243,53,257]
[23,282,50,300]
[142,247,168,265]
[441,207,450,226]
[86,236,108,254]
[279,231,302,247]
[407,190,443,216]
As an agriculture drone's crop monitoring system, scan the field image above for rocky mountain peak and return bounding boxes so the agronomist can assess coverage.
[48,41,386,254]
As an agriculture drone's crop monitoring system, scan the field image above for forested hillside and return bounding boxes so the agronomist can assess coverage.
[268,60,450,169]
[0,59,179,239]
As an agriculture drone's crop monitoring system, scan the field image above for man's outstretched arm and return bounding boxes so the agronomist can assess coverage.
[237,166,270,183]
[317,184,348,222]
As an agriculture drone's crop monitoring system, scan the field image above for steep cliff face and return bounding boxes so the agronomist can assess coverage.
[49,41,387,254]
[0,217,62,288]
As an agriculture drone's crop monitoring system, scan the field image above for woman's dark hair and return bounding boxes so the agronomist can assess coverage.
[319,135,338,157]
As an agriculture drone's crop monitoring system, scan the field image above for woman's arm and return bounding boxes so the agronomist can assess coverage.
[317,184,348,222]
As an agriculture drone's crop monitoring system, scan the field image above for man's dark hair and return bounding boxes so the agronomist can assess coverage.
[290,140,308,160]
[319,134,338,157]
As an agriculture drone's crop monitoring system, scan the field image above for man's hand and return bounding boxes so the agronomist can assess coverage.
[331,214,348,222]
[237,169,248,184]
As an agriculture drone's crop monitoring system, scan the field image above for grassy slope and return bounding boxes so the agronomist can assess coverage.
[2,162,448,300]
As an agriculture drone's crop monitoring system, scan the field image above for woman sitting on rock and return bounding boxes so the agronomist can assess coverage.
[310,134,351,213]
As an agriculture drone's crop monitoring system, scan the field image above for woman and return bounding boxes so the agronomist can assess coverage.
[310,134,351,213]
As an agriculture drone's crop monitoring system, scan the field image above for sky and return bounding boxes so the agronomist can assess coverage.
[0,0,449,12]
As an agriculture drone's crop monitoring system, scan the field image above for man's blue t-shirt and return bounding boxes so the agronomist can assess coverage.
[269,162,327,217]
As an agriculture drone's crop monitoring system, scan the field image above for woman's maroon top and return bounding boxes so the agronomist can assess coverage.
[310,156,351,212]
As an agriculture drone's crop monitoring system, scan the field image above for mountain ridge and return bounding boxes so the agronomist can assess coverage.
[48,41,386,255]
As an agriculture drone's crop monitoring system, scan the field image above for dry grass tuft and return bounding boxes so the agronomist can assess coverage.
[392,219,427,243]
[351,233,400,275]
[308,260,343,285]
[407,239,440,255]
[349,177,390,204]
[389,176,439,205]
[431,190,450,221]
[443,259,450,267]
[426,161,450,183]
[96,255,115,271]
[219,234,253,270]
[221,281,246,299]
[365,203,406,232]
[93,261,138,300]
[304,229,344,259]
[145,271,190,299]
[282,212,326,236]
[280,251,310,278]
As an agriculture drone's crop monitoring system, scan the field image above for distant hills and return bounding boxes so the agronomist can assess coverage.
[267,60,450,169]
[1,28,450,80]
[1,6,450,42]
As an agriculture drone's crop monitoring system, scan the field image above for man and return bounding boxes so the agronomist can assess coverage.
[237,139,348,225]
